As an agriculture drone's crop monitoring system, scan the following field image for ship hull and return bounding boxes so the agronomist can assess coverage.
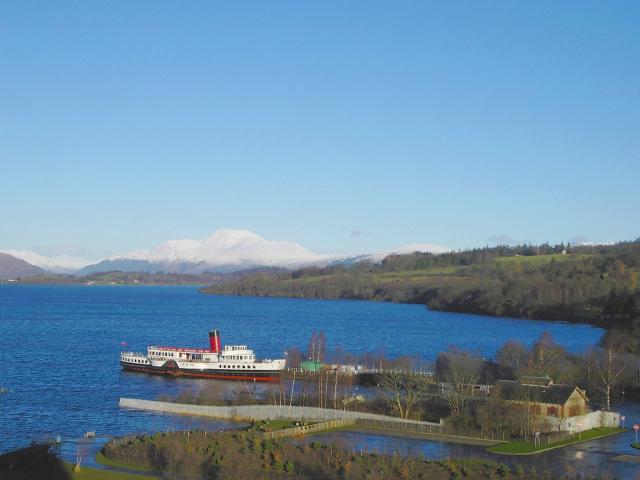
[120,362,282,382]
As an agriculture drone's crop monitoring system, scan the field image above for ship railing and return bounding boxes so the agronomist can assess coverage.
[121,351,146,357]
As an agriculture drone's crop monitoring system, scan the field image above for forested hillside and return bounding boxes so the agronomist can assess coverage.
[202,241,640,332]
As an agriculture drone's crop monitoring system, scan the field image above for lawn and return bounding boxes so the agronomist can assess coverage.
[64,462,158,480]
[95,451,154,473]
[488,427,625,455]
[494,253,592,265]
[376,266,461,278]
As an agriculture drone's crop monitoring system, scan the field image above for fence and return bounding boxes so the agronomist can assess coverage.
[262,419,354,439]
[356,418,511,442]
[119,398,513,445]
[119,398,442,426]
[555,410,621,433]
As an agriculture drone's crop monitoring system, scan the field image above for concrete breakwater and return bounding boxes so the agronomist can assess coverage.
[119,397,443,426]
[119,398,506,446]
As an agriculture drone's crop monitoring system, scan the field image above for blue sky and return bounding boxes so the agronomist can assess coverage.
[1,1,638,257]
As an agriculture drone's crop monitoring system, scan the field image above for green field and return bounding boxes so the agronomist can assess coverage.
[493,253,592,265]
[65,462,158,480]
[95,451,155,473]
[488,427,625,455]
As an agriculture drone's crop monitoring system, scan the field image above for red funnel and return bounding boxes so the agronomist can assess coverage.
[209,330,221,353]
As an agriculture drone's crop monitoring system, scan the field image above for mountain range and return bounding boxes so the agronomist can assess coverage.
[0,253,47,280]
[0,229,449,278]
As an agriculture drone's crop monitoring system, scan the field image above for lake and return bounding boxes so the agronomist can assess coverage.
[0,285,605,454]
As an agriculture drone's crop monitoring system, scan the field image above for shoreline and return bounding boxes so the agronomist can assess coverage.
[199,290,609,329]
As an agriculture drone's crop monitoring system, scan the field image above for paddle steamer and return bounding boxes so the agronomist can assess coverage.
[120,330,285,381]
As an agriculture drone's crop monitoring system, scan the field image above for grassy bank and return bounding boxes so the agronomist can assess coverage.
[65,462,158,480]
[95,451,155,473]
[487,427,625,455]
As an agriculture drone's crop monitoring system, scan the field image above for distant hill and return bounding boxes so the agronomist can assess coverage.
[202,241,640,328]
[76,259,163,275]
[9,266,288,286]
[0,253,48,280]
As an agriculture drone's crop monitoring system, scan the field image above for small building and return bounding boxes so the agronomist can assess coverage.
[493,380,589,418]
[300,360,323,373]
[435,352,516,386]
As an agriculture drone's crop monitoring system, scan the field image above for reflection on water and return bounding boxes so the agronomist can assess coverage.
[310,402,640,479]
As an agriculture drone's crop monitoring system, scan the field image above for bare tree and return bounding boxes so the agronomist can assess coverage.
[444,368,479,417]
[307,331,327,362]
[496,340,527,370]
[318,331,327,362]
[527,332,560,376]
[436,352,481,417]
[308,331,318,362]
[378,371,427,419]
[591,346,626,411]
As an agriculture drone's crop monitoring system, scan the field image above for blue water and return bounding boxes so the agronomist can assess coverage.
[0,285,605,454]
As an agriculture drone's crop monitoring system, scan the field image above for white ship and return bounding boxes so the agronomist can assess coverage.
[120,330,286,381]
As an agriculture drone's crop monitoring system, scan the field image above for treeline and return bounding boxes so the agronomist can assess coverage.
[8,267,286,286]
[424,243,640,325]
[202,240,640,337]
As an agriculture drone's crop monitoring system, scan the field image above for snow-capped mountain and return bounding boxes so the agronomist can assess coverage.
[78,229,335,274]
[4,229,450,275]
[0,249,95,274]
